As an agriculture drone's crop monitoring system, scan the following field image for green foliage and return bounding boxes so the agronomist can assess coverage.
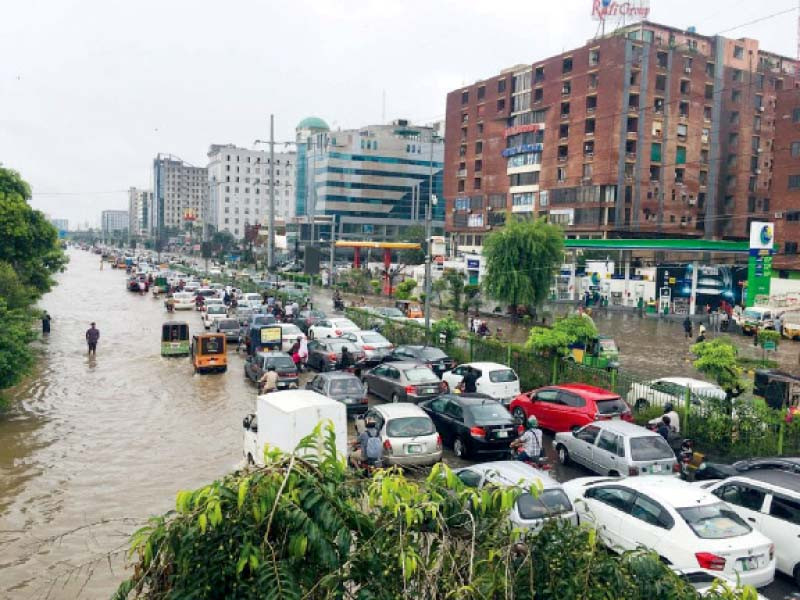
[338,269,371,295]
[116,424,751,599]
[526,314,598,356]
[399,224,426,265]
[757,329,780,348]
[431,277,448,309]
[431,315,463,344]
[464,284,480,314]
[691,338,744,394]
[482,217,564,312]
[394,278,418,300]
[0,299,36,392]
[442,268,465,312]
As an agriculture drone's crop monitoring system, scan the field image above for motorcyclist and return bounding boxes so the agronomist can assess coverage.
[649,402,681,434]
[510,415,543,462]
[165,294,175,313]
[258,365,279,393]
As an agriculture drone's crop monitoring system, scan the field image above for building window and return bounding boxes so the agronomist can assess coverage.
[461,90,469,104]
[654,97,664,113]
[589,49,600,65]
[789,175,800,189]
[677,123,688,140]
[679,101,689,117]
[474,177,482,190]
[588,72,599,89]
[729,132,739,146]
[557,168,566,182]
[475,141,483,154]
[477,86,485,100]
[734,45,744,59]
[586,95,597,112]
[730,111,740,125]
[705,84,714,100]
[557,145,568,161]
[562,57,573,74]
[585,118,595,134]
[754,94,763,110]
[651,142,662,162]
[562,80,571,96]
[706,62,715,76]
[732,89,741,103]
[533,88,543,103]
[732,69,742,82]
[650,165,660,181]
[680,80,691,95]
[457,180,465,192]
[497,98,505,111]
[534,66,544,83]
[655,74,666,91]
[786,242,798,255]
[474,159,482,172]
[675,168,685,183]
[626,117,638,133]
[584,140,595,155]
[629,94,639,109]
[704,105,712,121]
[582,163,592,178]
[700,171,708,186]
[497,78,506,93]
[560,102,570,118]
[793,108,800,123]
[559,124,569,139]
[512,193,534,208]
[792,142,800,157]
[652,120,663,136]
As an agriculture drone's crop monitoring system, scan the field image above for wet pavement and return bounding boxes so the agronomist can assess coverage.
[0,250,795,599]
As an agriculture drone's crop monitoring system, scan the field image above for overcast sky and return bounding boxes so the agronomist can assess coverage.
[1,0,796,227]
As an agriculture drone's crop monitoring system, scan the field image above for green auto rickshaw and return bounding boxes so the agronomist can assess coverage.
[161,321,190,356]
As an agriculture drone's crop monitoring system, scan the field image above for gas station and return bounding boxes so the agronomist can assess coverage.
[334,241,422,295]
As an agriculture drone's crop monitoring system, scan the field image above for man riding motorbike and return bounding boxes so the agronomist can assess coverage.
[258,365,279,394]
[355,416,383,469]
[510,415,544,462]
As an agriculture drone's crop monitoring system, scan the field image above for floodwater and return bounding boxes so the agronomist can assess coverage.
[0,249,256,598]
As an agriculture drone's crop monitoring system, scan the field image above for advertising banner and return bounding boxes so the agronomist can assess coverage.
[656,264,747,312]
[260,326,283,346]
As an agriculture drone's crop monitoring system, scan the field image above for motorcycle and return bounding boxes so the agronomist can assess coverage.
[333,297,345,311]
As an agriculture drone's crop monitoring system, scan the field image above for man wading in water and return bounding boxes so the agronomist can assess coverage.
[85,322,100,355]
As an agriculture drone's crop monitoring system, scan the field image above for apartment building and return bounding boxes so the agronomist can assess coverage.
[152,154,208,237]
[772,88,800,272]
[207,144,296,240]
[128,187,152,237]
[444,21,799,258]
[101,210,129,234]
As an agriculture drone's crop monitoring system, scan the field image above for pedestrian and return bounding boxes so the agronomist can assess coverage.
[41,311,52,334]
[696,324,706,343]
[656,415,672,440]
[683,315,692,339]
[461,366,479,393]
[85,322,100,355]
[298,336,309,371]
[774,314,783,336]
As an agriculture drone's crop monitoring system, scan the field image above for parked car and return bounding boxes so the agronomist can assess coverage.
[202,304,229,329]
[343,330,394,363]
[243,351,299,389]
[553,420,679,477]
[384,345,456,378]
[626,377,726,412]
[364,362,446,404]
[563,475,776,588]
[293,309,326,334]
[674,569,769,599]
[454,461,576,530]
[306,372,369,417]
[366,306,407,321]
[699,470,800,586]
[306,338,365,372]
[308,317,360,339]
[214,318,241,342]
[509,384,632,433]
[276,323,306,353]
[730,456,800,475]
[419,393,518,459]
[357,403,442,467]
[441,362,520,405]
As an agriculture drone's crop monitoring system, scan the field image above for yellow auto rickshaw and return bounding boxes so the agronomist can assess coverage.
[395,299,423,319]
[191,333,227,373]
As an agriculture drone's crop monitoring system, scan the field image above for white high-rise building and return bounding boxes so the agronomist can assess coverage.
[152,154,208,237]
[207,144,296,240]
[101,210,129,234]
[128,187,153,237]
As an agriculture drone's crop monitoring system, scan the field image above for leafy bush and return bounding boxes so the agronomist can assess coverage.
[757,329,780,348]
[431,315,462,344]
[394,278,418,300]
[526,314,598,356]
[691,338,744,394]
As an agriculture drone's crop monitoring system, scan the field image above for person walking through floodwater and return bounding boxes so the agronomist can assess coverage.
[41,311,52,335]
[683,315,692,339]
[85,322,100,355]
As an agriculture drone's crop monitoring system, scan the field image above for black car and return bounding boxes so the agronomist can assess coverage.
[305,372,369,417]
[384,345,456,378]
[306,338,365,372]
[243,351,298,389]
[294,309,326,334]
[419,393,518,459]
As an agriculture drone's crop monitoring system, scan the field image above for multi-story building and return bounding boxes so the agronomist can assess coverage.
[128,187,152,237]
[207,144,296,240]
[152,154,208,237]
[294,117,444,241]
[49,218,68,232]
[101,210,129,234]
[772,88,800,272]
[445,21,799,259]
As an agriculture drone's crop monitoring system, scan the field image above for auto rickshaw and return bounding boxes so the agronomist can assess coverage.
[151,275,169,297]
[191,333,227,373]
[395,299,424,319]
[567,335,620,370]
[161,321,190,356]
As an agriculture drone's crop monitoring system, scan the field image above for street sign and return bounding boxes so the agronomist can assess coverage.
[763,341,777,351]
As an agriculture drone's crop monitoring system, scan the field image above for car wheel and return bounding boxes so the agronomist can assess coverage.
[557,444,570,466]
[391,393,399,403]
[512,407,527,422]
[635,398,649,412]
[453,437,468,458]
[794,564,800,589]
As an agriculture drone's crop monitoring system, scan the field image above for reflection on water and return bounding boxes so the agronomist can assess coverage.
[0,250,255,598]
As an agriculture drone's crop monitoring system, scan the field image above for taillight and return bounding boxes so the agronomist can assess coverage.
[695,552,726,571]
[383,439,393,454]
[436,434,442,447]
[628,466,639,476]
[672,462,681,473]
[329,353,338,360]
[405,385,417,395]
[335,329,342,336]
[279,372,294,377]
[470,426,486,439]
[517,425,524,434]
[363,345,375,350]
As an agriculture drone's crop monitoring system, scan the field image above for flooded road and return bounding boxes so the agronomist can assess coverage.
[0,249,256,598]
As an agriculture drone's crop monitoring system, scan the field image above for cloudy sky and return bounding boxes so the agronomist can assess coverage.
[1,0,796,227]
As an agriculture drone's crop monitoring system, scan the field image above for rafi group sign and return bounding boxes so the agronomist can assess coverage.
[746,221,775,307]
[591,0,650,21]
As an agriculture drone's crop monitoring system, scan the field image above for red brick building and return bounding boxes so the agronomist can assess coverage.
[444,21,800,269]
[772,88,800,272]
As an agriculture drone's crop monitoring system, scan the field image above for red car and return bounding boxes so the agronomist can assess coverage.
[508,383,632,433]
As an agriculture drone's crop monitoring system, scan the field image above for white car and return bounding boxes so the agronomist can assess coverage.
[308,317,360,339]
[698,470,800,587]
[202,297,225,313]
[358,403,441,467]
[203,305,229,329]
[241,292,262,305]
[454,461,576,531]
[563,476,776,588]
[277,323,306,353]
[172,292,195,311]
[674,569,770,599]
[343,330,394,362]
[441,362,520,406]
[626,377,726,412]
[183,281,200,293]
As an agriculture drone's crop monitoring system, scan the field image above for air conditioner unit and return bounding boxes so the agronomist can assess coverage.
[775,211,784,219]
[759,106,765,112]
[684,67,692,73]
[756,169,762,174]
[757,147,763,153]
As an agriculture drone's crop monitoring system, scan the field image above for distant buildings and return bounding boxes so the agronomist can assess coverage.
[206,144,296,240]
[294,117,444,241]
[49,218,68,232]
[101,210,129,234]
[152,154,208,237]
[128,187,152,237]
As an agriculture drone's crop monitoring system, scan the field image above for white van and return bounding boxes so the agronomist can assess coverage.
[242,390,347,467]
[701,470,800,586]
[441,362,520,406]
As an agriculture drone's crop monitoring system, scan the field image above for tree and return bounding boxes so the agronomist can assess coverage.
[114,425,753,600]
[442,269,465,313]
[394,278,417,300]
[399,224,426,265]
[526,314,598,356]
[691,338,745,398]
[482,218,564,316]
[431,277,448,310]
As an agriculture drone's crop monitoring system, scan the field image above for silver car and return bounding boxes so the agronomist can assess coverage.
[343,329,394,363]
[454,461,576,531]
[553,419,678,477]
[358,403,442,467]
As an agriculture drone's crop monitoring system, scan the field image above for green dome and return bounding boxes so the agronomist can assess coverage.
[297,116,329,131]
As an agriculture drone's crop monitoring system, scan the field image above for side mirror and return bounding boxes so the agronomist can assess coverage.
[242,416,251,429]
[251,424,258,433]
[572,430,580,437]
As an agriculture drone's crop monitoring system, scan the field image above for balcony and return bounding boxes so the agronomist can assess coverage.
[457,169,467,177]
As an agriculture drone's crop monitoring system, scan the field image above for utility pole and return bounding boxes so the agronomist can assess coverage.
[424,129,435,331]
[268,114,276,272]
[329,215,336,287]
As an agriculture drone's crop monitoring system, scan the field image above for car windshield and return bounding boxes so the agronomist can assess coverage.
[200,337,224,354]
[599,339,618,352]
[265,357,295,370]
[677,503,751,539]
[208,306,227,314]
[219,319,238,329]
[470,403,511,422]
[489,369,517,383]
[304,310,325,319]
[361,332,388,344]
[329,379,363,395]
[595,397,627,415]
[744,309,763,319]
[253,316,275,325]
[404,367,437,383]
[419,347,447,360]
[386,416,435,437]
[629,436,674,461]
[380,308,405,318]
[517,489,572,520]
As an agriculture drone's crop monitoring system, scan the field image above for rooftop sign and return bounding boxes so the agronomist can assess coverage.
[591,0,650,22]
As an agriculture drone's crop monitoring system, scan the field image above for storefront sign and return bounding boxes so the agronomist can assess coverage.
[504,123,544,138]
[501,143,543,158]
[467,259,480,269]
[746,221,774,307]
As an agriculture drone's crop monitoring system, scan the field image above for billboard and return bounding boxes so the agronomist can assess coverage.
[749,221,774,252]
[591,0,650,22]
[656,264,748,312]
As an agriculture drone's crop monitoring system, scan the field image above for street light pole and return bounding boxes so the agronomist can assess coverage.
[268,114,276,272]
[424,130,435,331]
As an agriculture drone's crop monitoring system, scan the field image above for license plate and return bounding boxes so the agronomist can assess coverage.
[648,464,662,473]
[739,555,763,571]
[407,444,422,454]
[496,430,508,438]
[423,387,437,394]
